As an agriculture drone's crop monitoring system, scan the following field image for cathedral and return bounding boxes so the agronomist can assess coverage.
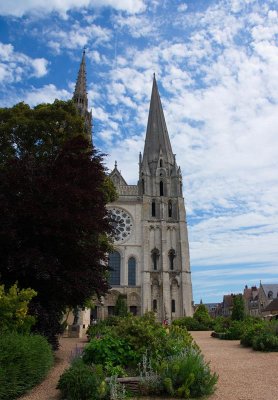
[70,51,193,333]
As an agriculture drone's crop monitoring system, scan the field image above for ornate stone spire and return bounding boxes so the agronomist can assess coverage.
[142,74,174,167]
[73,50,92,142]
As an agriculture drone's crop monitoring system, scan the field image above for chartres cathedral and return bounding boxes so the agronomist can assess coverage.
[70,51,193,334]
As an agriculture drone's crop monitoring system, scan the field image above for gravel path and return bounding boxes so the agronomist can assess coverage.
[19,337,87,400]
[190,331,278,400]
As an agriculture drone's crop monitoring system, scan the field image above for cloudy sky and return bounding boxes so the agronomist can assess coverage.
[1,0,277,303]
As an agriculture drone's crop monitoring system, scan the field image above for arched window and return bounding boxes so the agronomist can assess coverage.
[168,200,172,218]
[160,181,164,196]
[128,257,136,286]
[108,251,121,285]
[151,248,160,270]
[151,200,156,217]
[160,159,163,167]
[153,299,157,312]
[171,299,176,313]
[268,291,273,299]
[168,249,176,270]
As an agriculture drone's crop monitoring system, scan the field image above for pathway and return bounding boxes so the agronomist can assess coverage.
[19,337,87,400]
[190,331,278,400]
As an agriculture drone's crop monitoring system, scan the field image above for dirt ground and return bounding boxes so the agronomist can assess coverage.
[190,331,278,400]
[20,331,278,400]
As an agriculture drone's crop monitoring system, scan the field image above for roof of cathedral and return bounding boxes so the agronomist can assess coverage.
[109,162,128,186]
[73,50,88,106]
[142,74,174,166]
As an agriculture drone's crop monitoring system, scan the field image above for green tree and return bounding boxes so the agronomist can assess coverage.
[231,294,245,321]
[0,282,37,334]
[193,304,212,326]
[0,100,117,348]
[114,294,128,317]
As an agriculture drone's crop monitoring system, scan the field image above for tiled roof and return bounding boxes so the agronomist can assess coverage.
[263,298,278,312]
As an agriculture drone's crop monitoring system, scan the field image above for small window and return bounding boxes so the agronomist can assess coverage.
[153,299,157,312]
[151,248,160,270]
[130,306,137,315]
[169,249,176,270]
[108,306,115,316]
[268,291,273,299]
[128,257,136,286]
[142,179,145,194]
[168,200,172,218]
[160,159,163,167]
[171,299,176,313]
[152,200,156,217]
[160,181,164,196]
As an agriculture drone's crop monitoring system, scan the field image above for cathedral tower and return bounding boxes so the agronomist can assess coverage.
[104,75,193,322]
[73,50,92,142]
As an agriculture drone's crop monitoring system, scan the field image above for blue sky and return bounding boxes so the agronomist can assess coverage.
[0,0,277,303]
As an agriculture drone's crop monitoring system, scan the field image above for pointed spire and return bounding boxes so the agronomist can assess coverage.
[142,74,174,167]
[73,49,88,109]
[73,49,92,142]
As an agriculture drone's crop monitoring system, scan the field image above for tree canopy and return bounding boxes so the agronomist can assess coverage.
[0,100,117,347]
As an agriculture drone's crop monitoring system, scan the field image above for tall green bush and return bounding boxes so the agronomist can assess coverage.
[0,332,53,400]
[57,359,107,400]
[159,348,218,398]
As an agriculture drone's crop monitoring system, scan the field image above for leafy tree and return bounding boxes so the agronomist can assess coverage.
[0,100,117,348]
[231,294,245,321]
[193,304,213,326]
[114,294,128,317]
[0,282,37,334]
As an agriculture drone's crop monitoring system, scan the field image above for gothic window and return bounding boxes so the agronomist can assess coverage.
[151,248,160,270]
[268,291,273,299]
[160,159,163,167]
[168,200,172,217]
[108,251,121,285]
[108,306,115,316]
[171,299,176,313]
[160,181,164,196]
[151,200,156,217]
[142,179,145,194]
[153,299,157,312]
[168,249,176,270]
[128,257,136,286]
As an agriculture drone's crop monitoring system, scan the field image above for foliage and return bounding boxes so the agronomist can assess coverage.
[252,332,278,351]
[108,375,127,400]
[240,320,266,347]
[83,333,136,375]
[0,282,37,334]
[231,294,245,321]
[193,304,214,328]
[87,316,120,340]
[241,320,278,351]
[138,352,162,395]
[0,332,53,400]
[114,294,128,317]
[212,316,232,333]
[57,358,107,400]
[159,348,218,398]
[0,100,117,348]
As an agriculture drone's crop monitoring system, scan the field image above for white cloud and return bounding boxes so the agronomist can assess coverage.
[0,0,146,17]
[23,84,71,106]
[177,3,188,12]
[0,42,49,84]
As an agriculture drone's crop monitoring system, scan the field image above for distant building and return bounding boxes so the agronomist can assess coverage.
[258,283,278,315]
[262,298,278,319]
[243,285,259,316]
[222,294,234,317]
[258,283,278,316]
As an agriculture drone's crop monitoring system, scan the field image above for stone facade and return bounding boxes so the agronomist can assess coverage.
[99,75,193,323]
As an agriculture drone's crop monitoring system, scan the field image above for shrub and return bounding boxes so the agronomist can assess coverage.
[0,282,37,334]
[87,316,120,340]
[83,332,137,372]
[240,321,266,347]
[252,332,278,351]
[172,317,211,331]
[57,358,107,400]
[159,348,218,398]
[0,332,53,400]
[213,316,232,333]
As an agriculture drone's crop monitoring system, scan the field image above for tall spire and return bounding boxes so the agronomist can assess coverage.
[73,50,92,142]
[142,74,174,166]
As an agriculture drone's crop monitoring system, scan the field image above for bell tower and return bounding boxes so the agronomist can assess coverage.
[140,74,193,321]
